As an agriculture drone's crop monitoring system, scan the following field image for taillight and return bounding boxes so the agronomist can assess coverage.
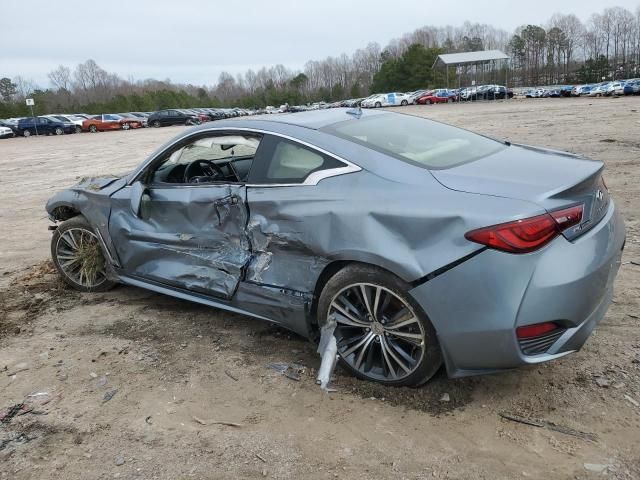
[465,204,584,254]
[516,322,558,339]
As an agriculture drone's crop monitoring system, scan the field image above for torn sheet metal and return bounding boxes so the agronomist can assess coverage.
[316,319,338,391]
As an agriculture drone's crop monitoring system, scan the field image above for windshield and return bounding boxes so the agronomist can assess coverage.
[324,113,506,170]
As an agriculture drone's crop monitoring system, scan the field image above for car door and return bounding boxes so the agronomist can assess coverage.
[38,117,53,134]
[243,134,356,293]
[108,131,261,299]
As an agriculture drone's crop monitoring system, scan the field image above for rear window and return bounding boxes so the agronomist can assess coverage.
[323,113,506,169]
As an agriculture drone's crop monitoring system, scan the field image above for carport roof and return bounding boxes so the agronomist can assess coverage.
[435,50,509,66]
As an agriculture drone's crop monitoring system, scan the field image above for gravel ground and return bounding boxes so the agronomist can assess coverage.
[0,97,638,479]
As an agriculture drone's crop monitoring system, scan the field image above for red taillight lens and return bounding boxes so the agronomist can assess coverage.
[465,204,584,254]
[516,322,558,339]
[465,214,558,253]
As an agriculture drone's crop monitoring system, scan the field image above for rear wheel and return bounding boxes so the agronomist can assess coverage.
[75,126,82,133]
[23,130,31,137]
[152,120,161,128]
[317,264,442,387]
[122,123,130,130]
[401,100,408,106]
[426,99,432,105]
[54,127,63,135]
[51,216,117,292]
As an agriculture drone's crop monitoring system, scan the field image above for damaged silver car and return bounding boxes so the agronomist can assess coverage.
[46,109,626,386]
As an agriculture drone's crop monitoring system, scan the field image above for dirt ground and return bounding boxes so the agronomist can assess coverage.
[0,98,638,480]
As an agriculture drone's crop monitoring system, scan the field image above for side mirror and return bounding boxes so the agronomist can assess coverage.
[129,181,148,217]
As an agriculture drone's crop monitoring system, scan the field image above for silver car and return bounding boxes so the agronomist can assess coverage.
[46,109,625,386]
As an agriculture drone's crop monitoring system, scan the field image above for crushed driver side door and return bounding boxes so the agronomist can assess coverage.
[108,183,250,299]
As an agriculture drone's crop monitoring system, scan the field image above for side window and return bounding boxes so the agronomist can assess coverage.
[146,133,262,185]
[250,136,346,185]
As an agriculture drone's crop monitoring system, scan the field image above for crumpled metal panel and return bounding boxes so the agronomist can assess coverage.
[108,184,250,299]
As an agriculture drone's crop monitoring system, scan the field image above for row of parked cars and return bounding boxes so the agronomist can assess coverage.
[521,79,640,98]
[280,84,514,112]
[0,107,259,138]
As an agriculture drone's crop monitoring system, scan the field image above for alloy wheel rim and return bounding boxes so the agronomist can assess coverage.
[55,228,108,288]
[328,283,426,382]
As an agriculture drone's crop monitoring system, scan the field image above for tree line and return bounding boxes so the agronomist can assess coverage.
[1,5,639,118]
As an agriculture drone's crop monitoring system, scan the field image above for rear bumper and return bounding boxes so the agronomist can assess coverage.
[409,201,626,378]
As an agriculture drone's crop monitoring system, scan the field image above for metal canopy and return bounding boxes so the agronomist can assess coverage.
[434,50,509,67]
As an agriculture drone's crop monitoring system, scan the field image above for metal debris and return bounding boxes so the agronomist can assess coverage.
[316,322,338,391]
[102,389,118,403]
[266,362,305,381]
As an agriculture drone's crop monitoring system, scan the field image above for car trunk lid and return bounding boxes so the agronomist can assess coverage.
[430,144,609,241]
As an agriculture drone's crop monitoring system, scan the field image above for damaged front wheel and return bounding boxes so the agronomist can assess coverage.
[318,264,442,387]
[51,216,117,292]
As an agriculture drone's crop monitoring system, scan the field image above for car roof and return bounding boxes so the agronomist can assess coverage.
[194,107,388,131]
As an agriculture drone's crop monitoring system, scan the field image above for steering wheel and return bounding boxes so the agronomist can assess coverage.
[183,160,225,183]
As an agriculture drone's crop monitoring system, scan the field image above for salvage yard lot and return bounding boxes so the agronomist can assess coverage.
[0,98,639,479]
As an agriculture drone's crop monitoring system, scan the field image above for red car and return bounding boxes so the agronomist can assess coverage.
[83,114,144,132]
[417,91,457,105]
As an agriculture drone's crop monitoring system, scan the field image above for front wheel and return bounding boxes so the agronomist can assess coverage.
[23,130,32,137]
[122,123,130,130]
[75,126,82,133]
[152,120,161,128]
[317,264,442,387]
[374,102,382,108]
[54,127,63,135]
[51,216,117,292]
[401,100,408,106]
[89,125,98,133]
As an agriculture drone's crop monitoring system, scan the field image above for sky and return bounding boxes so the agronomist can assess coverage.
[1,0,638,87]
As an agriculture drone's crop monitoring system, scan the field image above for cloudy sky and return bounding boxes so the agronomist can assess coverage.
[1,0,638,87]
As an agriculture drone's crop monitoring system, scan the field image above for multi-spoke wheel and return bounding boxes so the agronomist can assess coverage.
[318,264,442,386]
[51,216,117,292]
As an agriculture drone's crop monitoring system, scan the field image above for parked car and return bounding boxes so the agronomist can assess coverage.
[45,114,85,133]
[417,91,454,104]
[0,125,13,139]
[0,120,18,136]
[572,84,593,96]
[623,79,640,95]
[607,82,625,96]
[361,92,411,108]
[118,113,148,127]
[17,116,76,137]
[587,84,609,97]
[83,114,143,132]
[147,109,202,127]
[46,108,625,387]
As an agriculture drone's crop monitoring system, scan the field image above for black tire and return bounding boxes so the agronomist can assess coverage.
[152,120,161,128]
[75,126,82,133]
[426,99,432,105]
[401,100,408,106]
[89,125,98,133]
[374,102,382,108]
[317,264,442,387]
[51,216,117,293]
[54,127,63,135]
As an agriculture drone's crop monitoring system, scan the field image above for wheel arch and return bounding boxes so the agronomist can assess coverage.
[49,203,81,222]
[309,255,411,334]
